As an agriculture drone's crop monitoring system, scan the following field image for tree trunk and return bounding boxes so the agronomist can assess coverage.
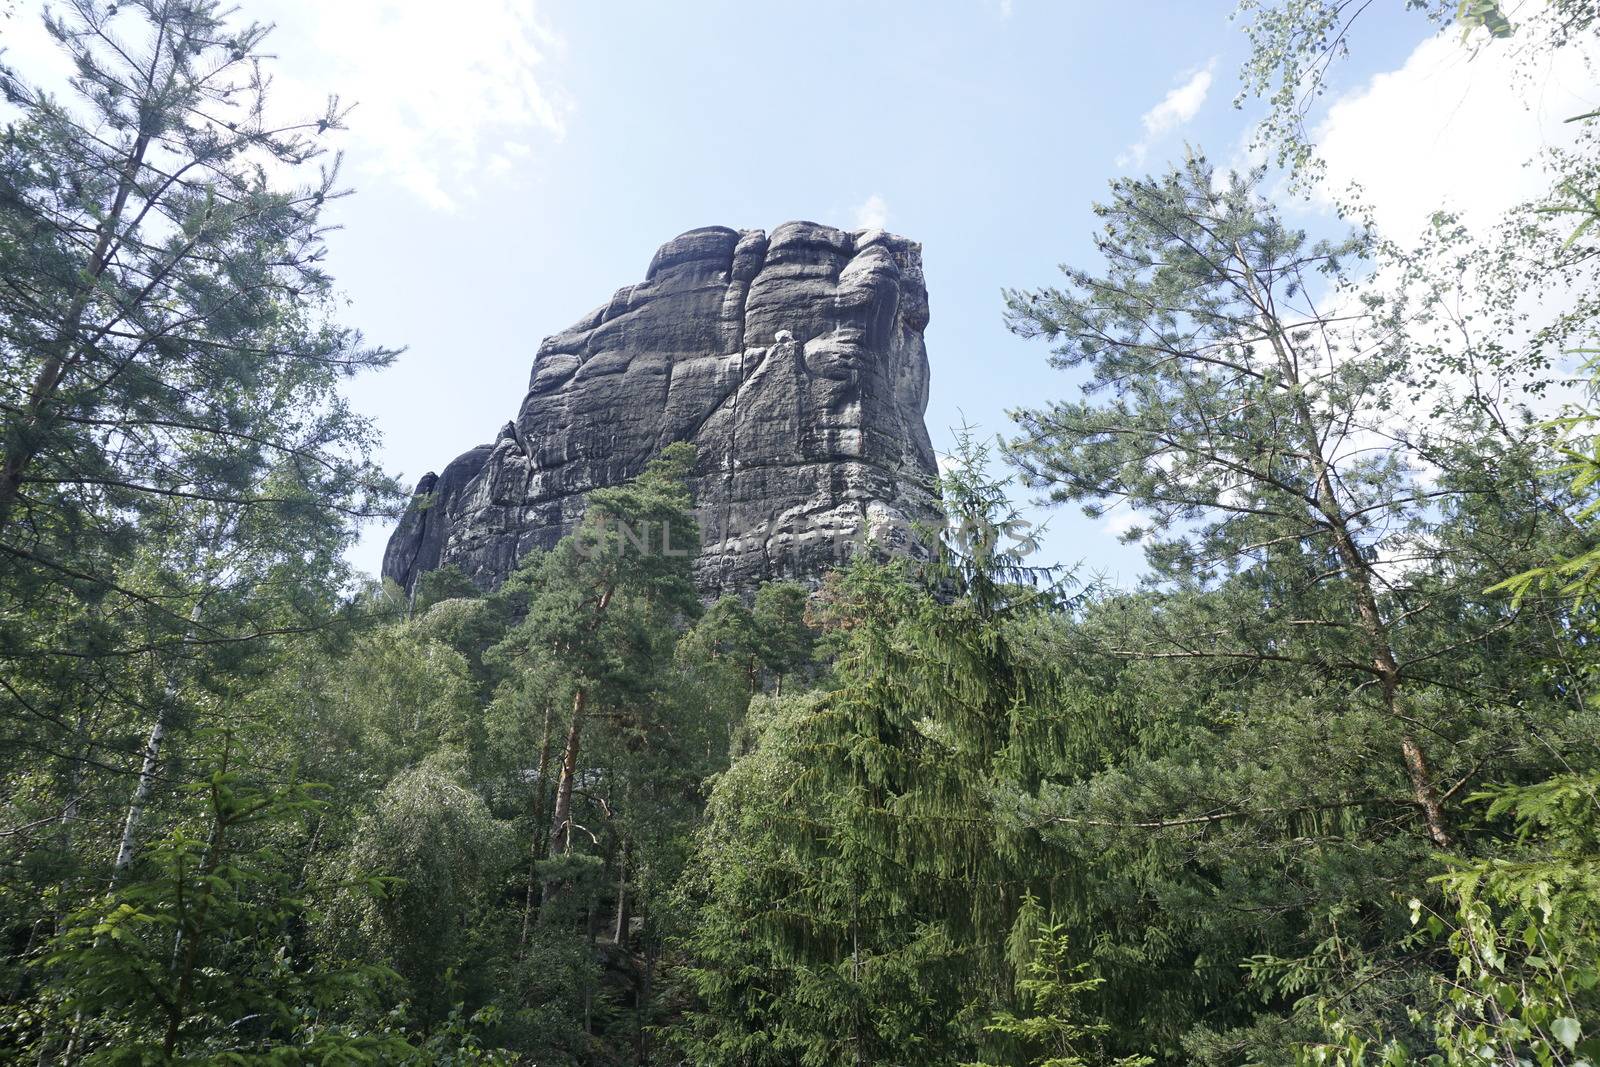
[1294,380,1451,848]
[548,687,588,856]
[584,896,598,1035]
[1242,253,1451,848]
[164,792,229,1059]
[540,687,588,915]
[111,601,204,884]
[110,714,166,881]
[636,897,653,1066]
[612,835,630,947]
[537,585,613,917]
[519,701,556,953]
[0,126,154,535]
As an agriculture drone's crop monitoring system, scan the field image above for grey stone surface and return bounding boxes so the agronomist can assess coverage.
[382,221,939,596]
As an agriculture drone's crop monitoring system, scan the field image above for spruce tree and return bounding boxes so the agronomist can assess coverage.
[672,428,1085,1064]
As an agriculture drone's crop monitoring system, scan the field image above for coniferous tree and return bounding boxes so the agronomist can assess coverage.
[0,1,399,1013]
[1005,156,1583,850]
[671,428,1087,1065]
[490,444,701,916]
[1293,183,1600,1066]
[999,159,1592,1061]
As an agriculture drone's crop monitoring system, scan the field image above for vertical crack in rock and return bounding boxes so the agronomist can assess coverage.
[717,346,742,597]
[383,221,940,596]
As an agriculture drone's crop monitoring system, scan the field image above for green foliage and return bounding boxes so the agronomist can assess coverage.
[0,0,401,698]
[675,581,818,706]
[1,1,1596,1064]
[1454,1,1513,40]
[668,429,1097,1064]
[753,581,817,683]
[1294,775,1600,1066]
[1489,182,1600,607]
[1234,0,1596,180]
[10,742,412,1062]
[1295,182,1600,1058]
[414,566,483,615]
[964,911,1154,1067]
[1421,777,1600,1065]
[993,153,1596,1062]
[323,756,512,1024]
[0,5,400,1052]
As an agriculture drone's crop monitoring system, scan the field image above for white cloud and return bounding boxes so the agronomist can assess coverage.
[1309,25,1600,431]
[3,0,570,212]
[854,193,890,230]
[0,7,75,90]
[1102,508,1142,540]
[1314,28,1597,240]
[262,0,570,213]
[1118,59,1216,168]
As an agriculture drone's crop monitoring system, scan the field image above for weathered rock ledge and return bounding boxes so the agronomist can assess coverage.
[383,221,940,596]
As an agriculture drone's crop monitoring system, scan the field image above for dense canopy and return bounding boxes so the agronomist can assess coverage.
[1,1,1596,1064]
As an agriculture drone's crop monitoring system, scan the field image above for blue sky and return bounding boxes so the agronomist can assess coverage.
[7,1,1591,585]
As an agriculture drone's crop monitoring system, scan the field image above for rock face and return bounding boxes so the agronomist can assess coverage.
[382,222,939,597]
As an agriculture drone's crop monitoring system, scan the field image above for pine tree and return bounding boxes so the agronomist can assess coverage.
[1293,183,1600,1065]
[0,0,399,1009]
[490,445,700,917]
[753,582,816,695]
[1004,156,1584,850]
[1001,158,1592,1061]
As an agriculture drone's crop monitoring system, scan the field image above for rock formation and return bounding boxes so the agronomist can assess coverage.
[382,221,939,596]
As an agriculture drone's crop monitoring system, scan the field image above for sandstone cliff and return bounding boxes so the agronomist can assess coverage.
[382,221,939,596]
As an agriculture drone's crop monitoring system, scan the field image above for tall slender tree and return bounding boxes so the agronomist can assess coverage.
[996,157,1592,1061]
[671,428,1086,1065]
[490,444,701,915]
[0,0,398,1030]
[0,0,395,538]
[1005,157,1583,848]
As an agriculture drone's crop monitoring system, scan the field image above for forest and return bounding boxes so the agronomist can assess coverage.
[1,0,1597,1063]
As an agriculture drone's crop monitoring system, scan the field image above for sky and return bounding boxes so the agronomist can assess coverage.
[3,0,1594,587]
